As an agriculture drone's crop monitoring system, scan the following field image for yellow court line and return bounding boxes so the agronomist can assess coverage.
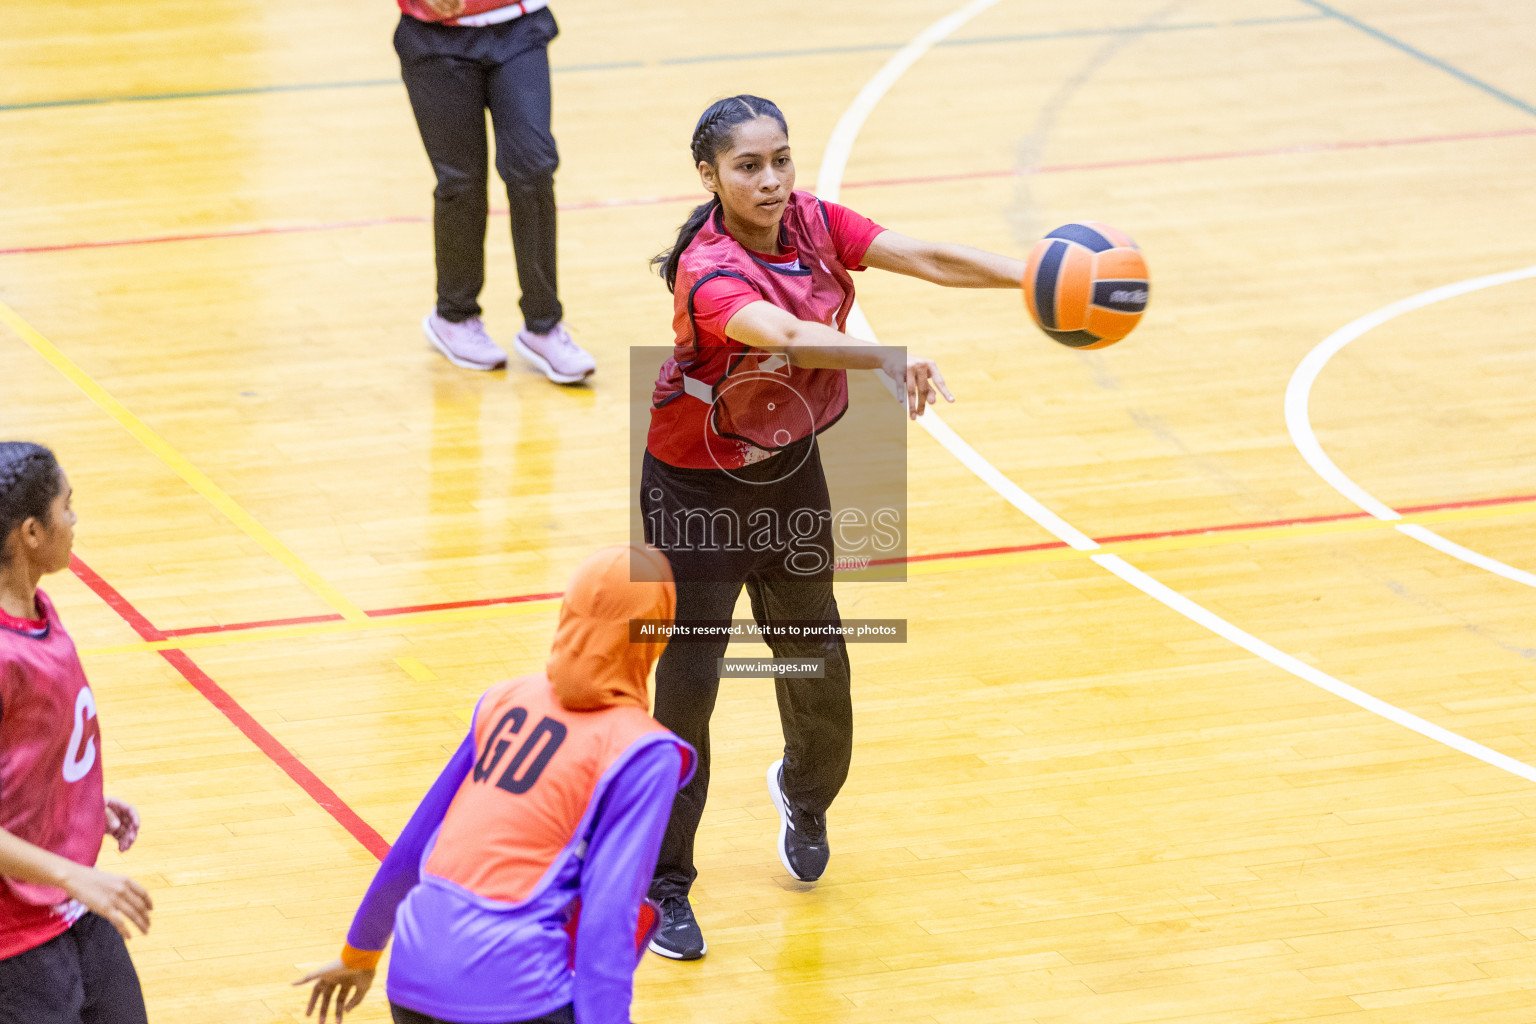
[395,656,440,682]
[75,497,1535,657]
[0,301,366,621]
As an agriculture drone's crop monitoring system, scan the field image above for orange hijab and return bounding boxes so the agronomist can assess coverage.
[546,544,674,711]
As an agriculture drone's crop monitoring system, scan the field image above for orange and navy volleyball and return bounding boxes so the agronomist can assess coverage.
[1022,222,1148,349]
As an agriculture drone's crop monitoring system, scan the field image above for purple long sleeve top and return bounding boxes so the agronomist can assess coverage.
[344,725,683,1024]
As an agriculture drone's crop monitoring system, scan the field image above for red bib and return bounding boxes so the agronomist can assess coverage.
[0,590,105,957]
[648,192,853,470]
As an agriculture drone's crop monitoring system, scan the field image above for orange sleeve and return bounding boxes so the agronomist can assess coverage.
[340,943,383,971]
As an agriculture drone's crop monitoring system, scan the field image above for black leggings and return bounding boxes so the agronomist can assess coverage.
[641,443,854,899]
[394,11,563,332]
[0,913,147,1024]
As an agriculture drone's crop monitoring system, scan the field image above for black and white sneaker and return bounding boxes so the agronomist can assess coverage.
[767,759,829,882]
[647,894,706,960]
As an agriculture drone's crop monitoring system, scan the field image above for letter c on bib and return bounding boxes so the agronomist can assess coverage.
[62,687,97,783]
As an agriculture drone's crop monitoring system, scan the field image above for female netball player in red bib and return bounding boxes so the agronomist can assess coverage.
[0,443,153,1024]
[297,544,694,1024]
[642,95,1027,959]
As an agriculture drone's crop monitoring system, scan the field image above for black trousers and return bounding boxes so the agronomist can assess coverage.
[641,442,854,899]
[394,11,563,332]
[0,913,147,1024]
[391,1002,574,1024]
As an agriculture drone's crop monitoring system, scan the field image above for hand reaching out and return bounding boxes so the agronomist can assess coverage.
[296,960,376,1024]
[882,351,955,420]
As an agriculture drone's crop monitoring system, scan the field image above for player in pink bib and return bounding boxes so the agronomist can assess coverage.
[0,443,152,1024]
[641,95,1029,959]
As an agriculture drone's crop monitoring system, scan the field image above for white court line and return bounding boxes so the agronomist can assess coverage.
[819,3,1536,783]
[1285,265,1536,589]
[816,0,1006,206]
[1395,523,1536,589]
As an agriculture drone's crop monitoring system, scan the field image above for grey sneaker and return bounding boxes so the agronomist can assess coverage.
[647,894,706,960]
[767,759,829,882]
[423,312,507,370]
[514,322,595,384]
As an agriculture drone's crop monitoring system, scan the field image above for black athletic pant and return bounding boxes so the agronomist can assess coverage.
[391,1002,574,1024]
[641,441,854,900]
[0,913,147,1024]
[394,11,563,332]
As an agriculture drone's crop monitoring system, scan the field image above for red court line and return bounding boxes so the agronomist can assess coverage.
[868,538,1065,567]
[1398,492,1536,516]
[136,491,1536,638]
[165,590,570,638]
[1096,509,1370,545]
[61,487,1536,860]
[368,590,565,618]
[7,127,1534,257]
[70,555,165,641]
[0,199,692,256]
[69,554,391,860]
[840,126,1536,193]
[5,217,427,256]
[869,493,1536,568]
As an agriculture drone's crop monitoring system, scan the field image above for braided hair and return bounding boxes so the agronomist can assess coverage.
[652,95,790,292]
[0,442,62,565]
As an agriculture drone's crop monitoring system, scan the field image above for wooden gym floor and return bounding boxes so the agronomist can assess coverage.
[5,0,1536,1021]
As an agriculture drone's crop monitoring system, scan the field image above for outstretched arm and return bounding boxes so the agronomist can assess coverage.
[346,729,477,958]
[724,302,953,420]
[861,230,1025,289]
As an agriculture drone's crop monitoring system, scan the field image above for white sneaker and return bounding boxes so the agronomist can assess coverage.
[514,323,595,384]
[423,312,507,371]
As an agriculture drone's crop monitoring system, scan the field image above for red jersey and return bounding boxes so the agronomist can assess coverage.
[0,589,105,959]
[647,193,884,469]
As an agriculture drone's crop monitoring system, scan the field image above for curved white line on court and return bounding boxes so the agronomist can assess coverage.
[1394,523,1536,588]
[820,5,1536,783]
[1285,265,1536,588]
[816,0,1006,205]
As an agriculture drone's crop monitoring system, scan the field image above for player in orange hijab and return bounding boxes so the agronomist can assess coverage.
[298,545,694,1024]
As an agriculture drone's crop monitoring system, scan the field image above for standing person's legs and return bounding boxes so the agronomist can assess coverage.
[747,574,853,819]
[640,452,768,958]
[485,9,563,335]
[752,443,853,817]
[745,444,851,881]
[395,17,491,324]
[641,454,744,899]
[647,577,740,899]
